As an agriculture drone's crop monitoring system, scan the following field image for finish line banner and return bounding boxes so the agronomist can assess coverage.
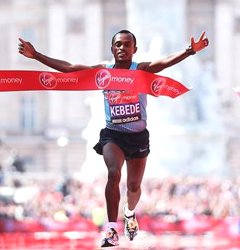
[0,68,191,98]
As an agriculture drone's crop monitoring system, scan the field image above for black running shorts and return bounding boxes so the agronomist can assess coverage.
[93,127,150,160]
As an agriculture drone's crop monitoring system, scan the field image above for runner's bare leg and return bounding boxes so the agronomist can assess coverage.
[126,157,147,210]
[103,142,125,222]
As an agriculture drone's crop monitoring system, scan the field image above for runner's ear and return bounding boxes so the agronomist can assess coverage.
[111,46,113,54]
[134,46,138,54]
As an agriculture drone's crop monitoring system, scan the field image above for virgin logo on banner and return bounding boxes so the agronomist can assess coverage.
[95,70,111,89]
[151,78,167,96]
[0,68,191,98]
[39,72,57,89]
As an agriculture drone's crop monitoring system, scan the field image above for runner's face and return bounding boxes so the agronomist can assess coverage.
[111,33,137,62]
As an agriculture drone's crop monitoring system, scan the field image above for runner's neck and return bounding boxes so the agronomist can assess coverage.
[114,61,132,69]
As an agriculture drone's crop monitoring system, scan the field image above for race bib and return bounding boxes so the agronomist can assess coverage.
[105,90,141,124]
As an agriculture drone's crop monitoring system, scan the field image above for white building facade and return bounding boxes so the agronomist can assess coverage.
[0,0,240,177]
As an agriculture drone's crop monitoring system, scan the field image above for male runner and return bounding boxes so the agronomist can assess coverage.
[18,30,209,247]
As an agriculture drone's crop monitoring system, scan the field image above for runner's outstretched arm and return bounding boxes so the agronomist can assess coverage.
[18,38,105,72]
[138,31,209,73]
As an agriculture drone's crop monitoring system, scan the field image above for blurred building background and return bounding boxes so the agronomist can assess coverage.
[0,0,240,179]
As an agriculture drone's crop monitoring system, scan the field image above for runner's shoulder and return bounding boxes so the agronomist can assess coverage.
[92,64,107,69]
[136,62,151,71]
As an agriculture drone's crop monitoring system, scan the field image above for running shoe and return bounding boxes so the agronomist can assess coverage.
[123,204,139,241]
[101,228,119,247]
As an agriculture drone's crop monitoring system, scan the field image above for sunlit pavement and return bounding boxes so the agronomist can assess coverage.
[1,231,240,250]
[96,231,240,249]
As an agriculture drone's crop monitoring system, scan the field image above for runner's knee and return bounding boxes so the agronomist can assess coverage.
[127,181,141,193]
[107,167,121,185]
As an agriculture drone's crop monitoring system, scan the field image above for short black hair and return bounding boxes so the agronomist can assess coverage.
[111,30,137,47]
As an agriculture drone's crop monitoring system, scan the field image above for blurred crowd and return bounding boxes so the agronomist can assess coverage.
[1,174,240,225]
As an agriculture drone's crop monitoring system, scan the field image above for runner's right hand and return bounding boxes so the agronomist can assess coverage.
[18,38,36,59]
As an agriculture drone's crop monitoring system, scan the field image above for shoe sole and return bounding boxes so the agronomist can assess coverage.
[101,244,119,248]
[123,204,139,241]
[101,238,120,247]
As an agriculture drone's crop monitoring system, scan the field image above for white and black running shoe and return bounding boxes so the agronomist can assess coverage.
[101,227,119,247]
[123,204,139,241]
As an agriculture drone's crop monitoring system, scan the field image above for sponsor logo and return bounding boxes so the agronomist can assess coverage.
[112,115,140,124]
[39,72,78,89]
[109,92,122,105]
[121,94,138,101]
[140,147,148,152]
[95,69,135,90]
[95,70,111,89]
[163,85,180,95]
[151,78,165,96]
[39,72,57,89]
[107,91,138,105]
[151,78,181,96]
[0,77,22,85]
[56,77,78,84]
[111,76,134,84]
[122,116,139,123]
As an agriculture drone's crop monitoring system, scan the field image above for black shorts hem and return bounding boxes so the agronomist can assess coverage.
[93,127,150,159]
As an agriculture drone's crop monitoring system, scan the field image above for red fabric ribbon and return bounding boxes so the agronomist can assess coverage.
[0,68,191,98]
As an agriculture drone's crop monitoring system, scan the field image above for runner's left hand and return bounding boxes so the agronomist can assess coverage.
[191,31,209,52]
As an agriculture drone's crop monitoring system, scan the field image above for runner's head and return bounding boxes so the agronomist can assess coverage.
[111,30,137,47]
[111,30,137,63]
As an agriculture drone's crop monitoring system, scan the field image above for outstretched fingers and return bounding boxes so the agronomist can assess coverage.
[203,37,209,46]
[19,37,25,43]
[191,36,195,45]
[18,38,25,54]
[190,31,209,52]
[199,31,206,41]
[17,37,35,58]
[199,31,209,46]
